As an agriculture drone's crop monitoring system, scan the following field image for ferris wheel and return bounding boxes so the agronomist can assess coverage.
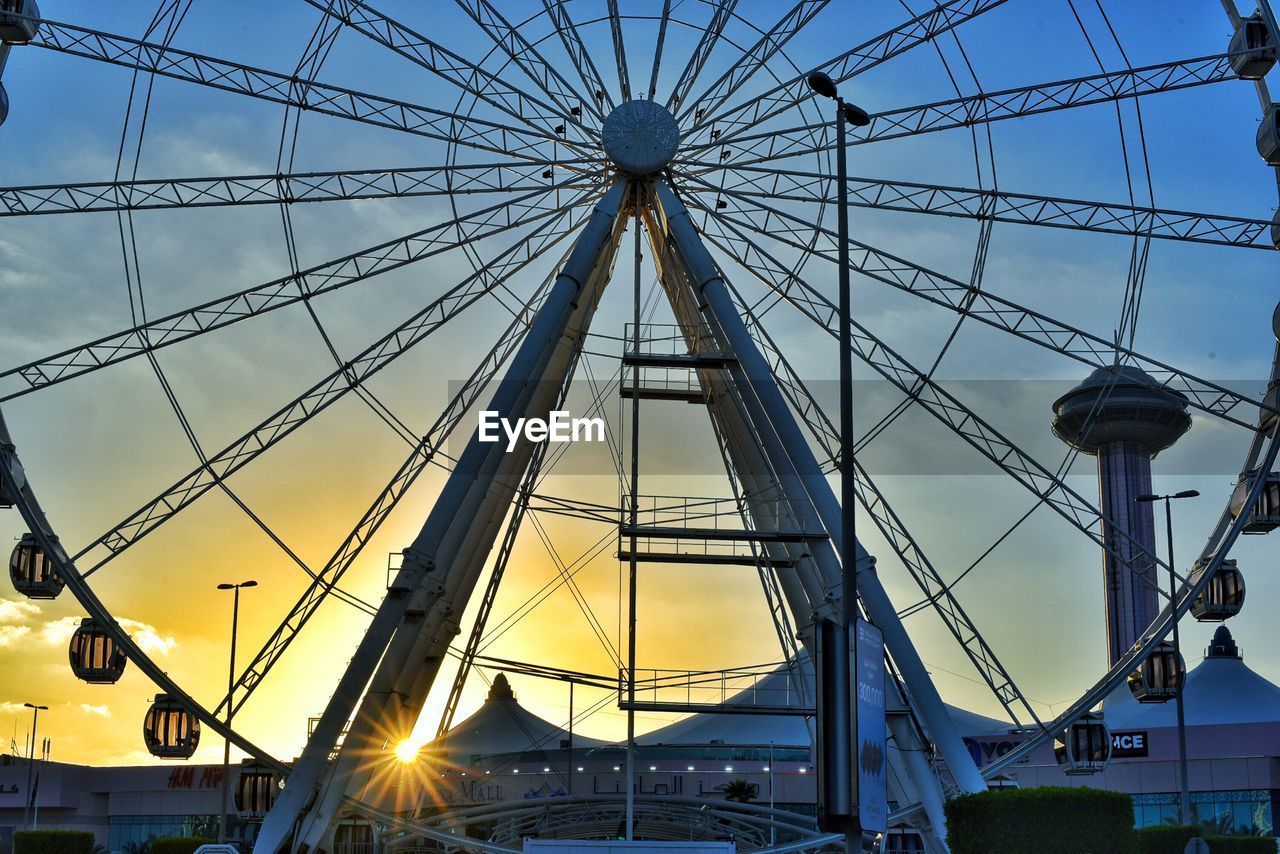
[2,1,1280,852]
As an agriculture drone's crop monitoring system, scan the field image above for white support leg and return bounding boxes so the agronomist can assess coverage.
[257,181,628,853]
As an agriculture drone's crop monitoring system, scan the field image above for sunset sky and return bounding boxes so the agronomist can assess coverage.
[0,1,1278,770]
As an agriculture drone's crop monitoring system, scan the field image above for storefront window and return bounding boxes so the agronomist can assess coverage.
[1131,790,1273,836]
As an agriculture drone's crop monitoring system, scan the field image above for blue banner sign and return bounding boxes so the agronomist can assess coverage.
[856,618,887,833]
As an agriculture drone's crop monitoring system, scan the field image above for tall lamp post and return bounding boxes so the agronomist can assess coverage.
[805,70,870,854]
[1135,490,1198,828]
[217,579,257,844]
[21,703,46,831]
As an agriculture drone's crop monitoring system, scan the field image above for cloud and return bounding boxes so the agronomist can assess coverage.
[38,616,80,646]
[79,704,110,718]
[0,701,28,715]
[0,598,39,623]
[0,626,30,647]
[39,616,175,656]
[117,619,177,656]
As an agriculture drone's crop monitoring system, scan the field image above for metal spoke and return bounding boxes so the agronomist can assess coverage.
[693,53,1247,167]
[684,0,1008,145]
[606,0,632,101]
[306,0,593,147]
[694,201,1187,595]
[696,165,1278,250]
[0,161,597,218]
[28,15,563,162]
[216,249,570,718]
[0,182,586,401]
[72,192,595,574]
[542,0,615,112]
[664,0,737,111]
[693,176,1277,430]
[647,0,673,101]
[674,0,827,126]
[453,0,603,121]
[735,293,1039,728]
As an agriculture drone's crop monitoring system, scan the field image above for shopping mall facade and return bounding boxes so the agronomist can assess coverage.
[1,623,1278,853]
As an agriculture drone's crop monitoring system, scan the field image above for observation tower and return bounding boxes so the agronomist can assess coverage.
[1053,366,1192,666]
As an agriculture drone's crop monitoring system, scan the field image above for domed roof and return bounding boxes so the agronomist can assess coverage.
[639,663,1011,746]
[1051,364,1191,453]
[1102,626,1280,728]
[430,674,606,764]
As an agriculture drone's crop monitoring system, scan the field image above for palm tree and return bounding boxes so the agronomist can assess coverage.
[122,837,153,854]
[721,779,758,803]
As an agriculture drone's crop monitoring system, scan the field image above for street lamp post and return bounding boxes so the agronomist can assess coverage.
[806,70,870,854]
[217,579,258,845]
[1136,490,1199,828]
[22,703,46,831]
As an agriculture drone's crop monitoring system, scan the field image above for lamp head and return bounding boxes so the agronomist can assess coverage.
[1135,494,1158,503]
[217,583,235,590]
[1174,490,1200,499]
[806,71,837,99]
[841,102,871,127]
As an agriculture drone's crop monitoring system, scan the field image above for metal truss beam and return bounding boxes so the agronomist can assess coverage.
[684,0,1008,146]
[674,0,827,127]
[216,255,566,719]
[271,181,628,854]
[694,166,1277,250]
[0,161,596,218]
[647,0,673,101]
[71,196,593,576]
[606,0,632,101]
[27,15,561,162]
[0,412,288,776]
[306,0,593,147]
[542,0,615,111]
[693,52,1246,166]
[739,302,1040,729]
[691,176,1277,430]
[691,197,1188,593]
[649,179,985,842]
[454,0,602,121]
[665,0,738,111]
[0,183,584,401]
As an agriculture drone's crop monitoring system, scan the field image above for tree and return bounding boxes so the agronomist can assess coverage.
[721,779,759,803]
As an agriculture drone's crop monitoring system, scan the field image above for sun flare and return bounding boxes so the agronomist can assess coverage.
[393,739,421,764]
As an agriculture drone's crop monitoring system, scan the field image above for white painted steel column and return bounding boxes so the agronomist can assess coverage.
[258,181,628,853]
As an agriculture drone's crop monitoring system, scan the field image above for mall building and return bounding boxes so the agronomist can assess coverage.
[1,622,1279,853]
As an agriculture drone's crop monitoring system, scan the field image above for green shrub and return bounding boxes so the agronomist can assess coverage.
[1135,824,1200,853]
[13,831,95,854]
[945,786,1136,854]
[1206,837,1278,854]
[150,838,214,854]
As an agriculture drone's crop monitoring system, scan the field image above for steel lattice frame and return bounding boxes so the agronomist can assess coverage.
[1,3,1278,853]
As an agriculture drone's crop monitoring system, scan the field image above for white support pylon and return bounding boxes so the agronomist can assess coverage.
[647,178,987,840]
[256,180,629,853]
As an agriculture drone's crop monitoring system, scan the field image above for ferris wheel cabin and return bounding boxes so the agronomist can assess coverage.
[9,531,63,599]
[1229,12,1278,79]
[1190,558,1246,621]
[142,695,200,760]
[1127,640,1186,704]
[1055,712,1113,775]
[68,617,128,684]
[0,0,38,43]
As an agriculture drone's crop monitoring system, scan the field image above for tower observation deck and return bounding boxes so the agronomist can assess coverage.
[1052,365,1192,666]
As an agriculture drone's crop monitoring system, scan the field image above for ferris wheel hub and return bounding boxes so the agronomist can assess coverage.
[601,99,680,175]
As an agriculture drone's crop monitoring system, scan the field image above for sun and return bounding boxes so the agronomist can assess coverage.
[393,739,421,763]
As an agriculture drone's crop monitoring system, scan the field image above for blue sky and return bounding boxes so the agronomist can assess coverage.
[0,0,1278,766]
